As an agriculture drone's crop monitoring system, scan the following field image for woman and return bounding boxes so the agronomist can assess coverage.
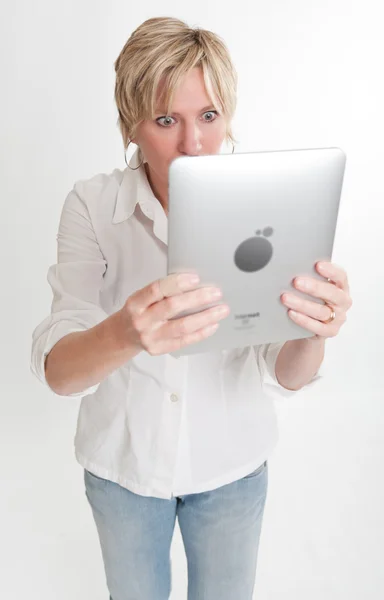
[31,16,352,600]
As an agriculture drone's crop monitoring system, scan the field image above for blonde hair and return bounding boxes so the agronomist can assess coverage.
[114,17,238,152]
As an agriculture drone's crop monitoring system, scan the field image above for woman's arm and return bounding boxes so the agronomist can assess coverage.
[44,310,138,396]
[275,337,325,391]
[45,274,228,396]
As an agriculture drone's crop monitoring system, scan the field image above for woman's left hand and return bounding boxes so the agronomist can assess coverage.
[281,261,353,341]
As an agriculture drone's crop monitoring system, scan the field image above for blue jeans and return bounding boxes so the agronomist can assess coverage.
[84,460,268,600]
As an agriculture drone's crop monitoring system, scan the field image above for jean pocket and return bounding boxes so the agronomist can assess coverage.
[243,460,267,479]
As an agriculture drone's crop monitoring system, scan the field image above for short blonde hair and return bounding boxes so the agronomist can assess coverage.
[114,17,238,151]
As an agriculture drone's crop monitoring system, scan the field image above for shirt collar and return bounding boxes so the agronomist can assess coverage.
[112,148,168,245]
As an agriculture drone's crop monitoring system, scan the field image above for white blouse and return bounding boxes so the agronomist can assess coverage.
[30,149,322,499]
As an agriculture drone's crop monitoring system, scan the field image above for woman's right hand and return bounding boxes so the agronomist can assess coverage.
[118,273,230,355]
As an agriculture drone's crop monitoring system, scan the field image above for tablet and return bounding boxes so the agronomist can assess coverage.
[167,147,346,357]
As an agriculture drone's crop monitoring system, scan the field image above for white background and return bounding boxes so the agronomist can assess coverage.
[1,0,383,598]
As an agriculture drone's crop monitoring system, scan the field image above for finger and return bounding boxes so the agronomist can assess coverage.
[146,322,221,356]
[287,309,339,337]
[155,304,230,341]
[293,276,348,308]
[282,293,338,322]
[315,261,350,293]
[128,273,200,316]
[138,286,223,330]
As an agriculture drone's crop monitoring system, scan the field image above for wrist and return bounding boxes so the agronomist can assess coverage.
[110,309,141,357]
[305,334,326,347]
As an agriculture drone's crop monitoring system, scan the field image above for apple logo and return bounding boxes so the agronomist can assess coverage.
[234,227,274,272]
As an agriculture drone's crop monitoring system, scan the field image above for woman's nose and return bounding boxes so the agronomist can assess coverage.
[178,124,202,156]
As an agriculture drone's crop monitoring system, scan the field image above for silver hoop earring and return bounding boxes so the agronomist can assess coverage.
[125,141,144,170]
[231,142,235,154]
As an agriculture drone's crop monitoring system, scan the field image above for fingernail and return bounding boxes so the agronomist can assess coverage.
[178,273,200,289]
[216,305,230,316]
[211,288,222,299]
[295,277,306,288]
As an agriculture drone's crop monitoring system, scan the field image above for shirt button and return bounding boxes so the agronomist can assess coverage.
[170,393,179,403]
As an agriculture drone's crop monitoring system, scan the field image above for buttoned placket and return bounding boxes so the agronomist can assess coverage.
[140,187,182,497]
[153,354,187,498]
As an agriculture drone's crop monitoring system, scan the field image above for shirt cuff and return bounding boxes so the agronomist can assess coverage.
[30,319,100,397]
[255,341,324,399]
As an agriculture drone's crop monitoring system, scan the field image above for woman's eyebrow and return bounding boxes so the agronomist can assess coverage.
[155,105,216,115]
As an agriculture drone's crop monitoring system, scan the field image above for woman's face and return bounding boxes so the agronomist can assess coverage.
[132,67,228,185]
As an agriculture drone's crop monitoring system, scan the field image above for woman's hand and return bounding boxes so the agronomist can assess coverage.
[280,261,353,341]
[119,273,229,355]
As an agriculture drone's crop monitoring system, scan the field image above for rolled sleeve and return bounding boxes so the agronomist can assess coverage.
[30,187,109,397]
[255,341,324,399]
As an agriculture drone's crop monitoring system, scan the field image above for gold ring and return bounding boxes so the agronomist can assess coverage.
[322,303,336,324]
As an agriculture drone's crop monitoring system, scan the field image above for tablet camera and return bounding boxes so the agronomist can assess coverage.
[234,227,274,272]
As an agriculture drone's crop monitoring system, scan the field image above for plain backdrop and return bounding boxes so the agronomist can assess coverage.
[1,1,383,598]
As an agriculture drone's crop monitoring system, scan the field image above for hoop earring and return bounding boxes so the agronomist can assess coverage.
[125,141,144,170]
[231,142,235,154]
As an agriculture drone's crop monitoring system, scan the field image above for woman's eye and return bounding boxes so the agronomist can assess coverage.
[156,116,175,127]
[203,111,218,122]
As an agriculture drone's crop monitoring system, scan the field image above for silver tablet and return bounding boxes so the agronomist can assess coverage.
[167,147,346,357]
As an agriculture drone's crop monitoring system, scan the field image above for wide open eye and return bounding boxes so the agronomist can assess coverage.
[202,110,219,122]
[156,115,176,127]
